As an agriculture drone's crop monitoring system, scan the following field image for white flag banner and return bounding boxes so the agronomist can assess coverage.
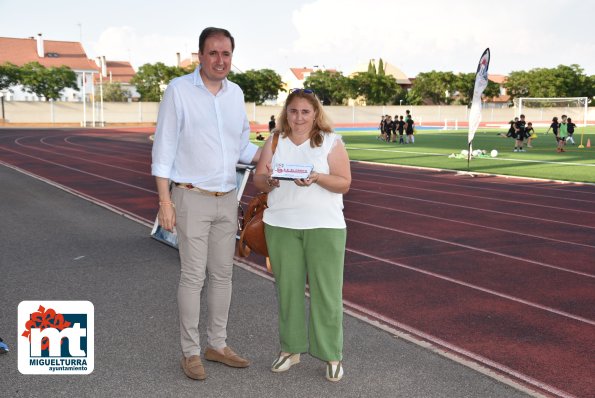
[468,48,490,145]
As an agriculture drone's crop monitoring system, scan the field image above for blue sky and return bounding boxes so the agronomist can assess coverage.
[1,0,594,77]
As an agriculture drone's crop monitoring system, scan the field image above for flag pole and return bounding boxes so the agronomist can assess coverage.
[467,48,490,174]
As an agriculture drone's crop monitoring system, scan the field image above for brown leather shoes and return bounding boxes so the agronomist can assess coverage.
[204,346,250,368]
[181,355,207,380]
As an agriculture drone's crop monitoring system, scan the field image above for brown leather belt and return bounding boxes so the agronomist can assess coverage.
[175,183,233,197]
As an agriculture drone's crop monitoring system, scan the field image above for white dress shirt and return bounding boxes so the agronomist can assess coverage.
[151,66,258,192]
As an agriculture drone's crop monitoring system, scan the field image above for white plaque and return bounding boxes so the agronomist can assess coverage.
[271,163,313,180]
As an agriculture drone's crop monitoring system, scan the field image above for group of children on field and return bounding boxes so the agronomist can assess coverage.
[501,113,577,153]
[546,114,577,152]
[501,114,534,152]
[378,110,415,144]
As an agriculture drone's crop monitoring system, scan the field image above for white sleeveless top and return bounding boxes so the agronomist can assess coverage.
[264,132,346,229]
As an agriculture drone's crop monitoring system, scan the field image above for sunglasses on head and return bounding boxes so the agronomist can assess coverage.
[289,88,314,95]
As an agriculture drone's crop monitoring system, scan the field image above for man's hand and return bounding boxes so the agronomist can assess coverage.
[158,203,176,232]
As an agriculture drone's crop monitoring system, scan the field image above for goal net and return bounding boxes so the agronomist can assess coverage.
[514,97,588,126]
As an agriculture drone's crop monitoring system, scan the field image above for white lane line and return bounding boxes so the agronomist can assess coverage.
[352,159,595,193]
[347,217,595,279]
[349,187,595,230]
[353,167,595,204]
[346,245,595,325]
[0,146,156,194]
[50,135,149,165]
[342,300,576,398]
[343,198,595,250]
[15,136,152,176]
[352,176,595,215]
[0,160,153,227]
[63,135,151,164]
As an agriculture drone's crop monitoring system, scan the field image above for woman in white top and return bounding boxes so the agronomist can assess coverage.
[254,88,351,382]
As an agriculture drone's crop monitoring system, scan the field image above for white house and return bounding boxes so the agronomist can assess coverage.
[0,34,101,101]
[93,56,139,100]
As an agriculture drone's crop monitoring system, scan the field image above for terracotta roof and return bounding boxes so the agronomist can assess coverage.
[0,36,98,71]
[290,68,312,80]
[486,94,511,103]
[488,74,507,84]
[180,53,199,68]
[101,61,135,84]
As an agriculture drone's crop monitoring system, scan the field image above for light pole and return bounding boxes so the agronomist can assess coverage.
[99,56,105,126]
[399,99,403,106]
[82,72,86,127]
[0,93,5,121]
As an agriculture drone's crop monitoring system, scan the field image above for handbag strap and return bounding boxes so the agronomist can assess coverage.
[262,133,278,273]
[236,133,279,271]
[271,132,279,154]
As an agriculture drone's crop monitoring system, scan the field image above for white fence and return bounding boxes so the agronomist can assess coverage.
[1,101,160,125]
[2,101,593,127]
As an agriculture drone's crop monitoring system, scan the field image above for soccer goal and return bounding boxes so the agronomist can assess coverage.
[514,97,589,126]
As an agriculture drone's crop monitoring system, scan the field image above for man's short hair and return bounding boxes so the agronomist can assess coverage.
[199,27,235,53]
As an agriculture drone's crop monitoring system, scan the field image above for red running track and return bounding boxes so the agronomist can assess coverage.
[1,128,594,398]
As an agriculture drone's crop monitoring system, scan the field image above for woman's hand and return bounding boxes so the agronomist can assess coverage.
[298,137,351,194]
[266,163,281,189]
[255,162,280,192]
[294,171,319,187]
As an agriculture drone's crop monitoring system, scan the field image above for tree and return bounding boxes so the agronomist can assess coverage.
[588,75,595,102]
[409,71,457,105]
[101,82,129,102]
[503,70,531,99]
[551,64,590,97]
[405,90,423,105]
[454,73,501,105]
[303,70,350,105]
[18,62,77,101]
[504,64,593,101]
[0,62,20,92]
[350,72,401,105]
[130,62,186,101]
[228,69,284,104]
[367,60,376,74]
[390,85,408,105]
[377,58,385,76]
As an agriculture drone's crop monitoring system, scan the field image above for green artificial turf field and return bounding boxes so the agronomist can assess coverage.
[252,126,595,183]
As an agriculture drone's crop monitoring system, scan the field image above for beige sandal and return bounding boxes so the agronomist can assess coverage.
[271,352,300,372]
[326,361,344,382]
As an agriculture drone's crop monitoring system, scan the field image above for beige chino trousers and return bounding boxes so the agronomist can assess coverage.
[171,185,238,357]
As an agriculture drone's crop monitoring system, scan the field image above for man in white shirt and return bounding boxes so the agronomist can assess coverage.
[151,27,261,381]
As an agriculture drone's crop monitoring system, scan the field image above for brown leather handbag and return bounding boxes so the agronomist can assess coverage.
[237,133,279,272]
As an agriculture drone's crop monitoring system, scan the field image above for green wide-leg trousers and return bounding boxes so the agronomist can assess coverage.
[265,224,346,361]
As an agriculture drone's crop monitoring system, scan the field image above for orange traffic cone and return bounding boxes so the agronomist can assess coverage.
[588,138,591,148]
